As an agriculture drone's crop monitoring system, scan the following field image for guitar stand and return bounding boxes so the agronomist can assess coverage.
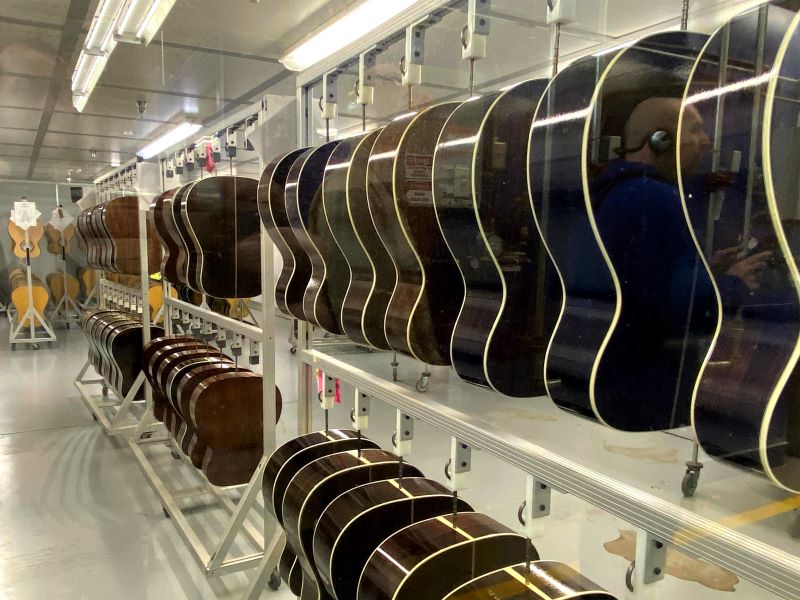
[74,360,145,435]
[81,280,99,309]
[681,440,704,498]
[129,410,283,581]
[51,256,82,328]
[9,243,57,348]
[129,294,285,590]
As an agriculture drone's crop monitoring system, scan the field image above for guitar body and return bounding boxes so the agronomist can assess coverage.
[282,449,420,600]
[581,32,714,430]
[313,477,472,600]
[259,148,310,317]
[444,561,617,599]
[681,3,800,490]
[182,176,261,298]
[358,512,536,600]
[435,81,557,396]
[393,102,463,365]
[150,189,181,283]
[8,222,44,258]
[529,53,617,420]
[323,134,373,345]
[45,223,74,254]
[46,271,80,305]
[286,143,344,333]
[9,270,49,327]
[165,184,193,286]
[79,268,97,301]
[263,430,378,596]
[368,114,419,356]
[343,128,395,349]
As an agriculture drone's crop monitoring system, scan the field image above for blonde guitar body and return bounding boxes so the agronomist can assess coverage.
[9,269,49,328]
[78,268,97,300]
[46,271,80,306]
[8,222,44,258]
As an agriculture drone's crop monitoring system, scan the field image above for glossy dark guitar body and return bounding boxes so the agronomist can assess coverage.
[182,176,261,299]
[393,102,463,365]
[263,430,378,595]
[444,561,617,599]
[313,477,471,600]
[282,449,421,600]
[286,143,344,333]
[150,188,181,283]
[323,134,373,345]
[683,3,800,490]
[348,128,395,349]
[436,81,558,396]
[584,32,713,430]
[258,148,310,317]
[529,54,616,421]
[358,512,536,600]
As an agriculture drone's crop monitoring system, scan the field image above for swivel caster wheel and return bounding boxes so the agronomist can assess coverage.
[415,374,430,393]
[268,569,282,591]
[289,346,297,355]
[170,449,181,460]
[682,460,703,498]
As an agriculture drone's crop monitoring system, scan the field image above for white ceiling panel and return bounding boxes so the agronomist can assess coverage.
[38,146,134,162]
[48,112,167,140]
[0,106,43,130]
[0,146,33,159]
[42,131,145,155]
[0,156,37,178]
[0,0,71,27]
[0,75,49,110]
[0,24,62,78]
[0,128,38,145]
[158,0,355,58]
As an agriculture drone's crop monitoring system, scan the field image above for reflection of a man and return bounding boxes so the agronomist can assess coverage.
[594,96,770,321]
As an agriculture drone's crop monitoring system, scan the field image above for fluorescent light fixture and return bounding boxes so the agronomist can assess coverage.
[117,0,140,34]
[137,0,177,45]
[71,0,175,111]
[139,121,202,159]
[85,0,123,49]
[281,0,422,72]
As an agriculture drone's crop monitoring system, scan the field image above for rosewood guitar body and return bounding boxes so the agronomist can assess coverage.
[258,148,310,317]
[286,143,344,333]
[681,3,800,491]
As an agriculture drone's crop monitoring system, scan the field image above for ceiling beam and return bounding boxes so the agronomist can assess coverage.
[26,0,93,179]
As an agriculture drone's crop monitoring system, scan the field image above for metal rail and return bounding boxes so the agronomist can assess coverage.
[301,348,800,600]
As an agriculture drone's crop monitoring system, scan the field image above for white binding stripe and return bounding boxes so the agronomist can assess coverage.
[581,45,631,426]
[759,9,800,491]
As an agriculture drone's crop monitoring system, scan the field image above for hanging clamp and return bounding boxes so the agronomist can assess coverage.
[444,438,471,491]
[351,389,370,430]
[356,46,382,106]
[392,411,414,456]
[321,70,341,120]
[402,15,441,87]
[462,0,490,61]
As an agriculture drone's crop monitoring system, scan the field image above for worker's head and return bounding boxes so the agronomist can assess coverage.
[621,97,710,176]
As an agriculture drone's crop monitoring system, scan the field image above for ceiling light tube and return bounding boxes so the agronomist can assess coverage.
[280,0,423,72]
[117,0,140,35]
[139,121,202,159]
[85,0,118,49]
[136,0,177,45]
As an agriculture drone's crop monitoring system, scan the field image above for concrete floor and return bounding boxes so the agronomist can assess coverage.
[0,314,789,599]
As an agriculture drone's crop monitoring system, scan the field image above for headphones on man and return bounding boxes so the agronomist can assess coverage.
[614,129,673,156]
